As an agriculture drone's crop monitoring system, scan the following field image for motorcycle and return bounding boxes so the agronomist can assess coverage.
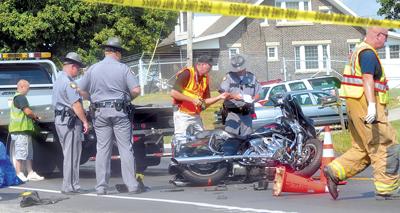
[169,93,323,186]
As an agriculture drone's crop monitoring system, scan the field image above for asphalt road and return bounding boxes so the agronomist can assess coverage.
[1,109,400,212]
[1,157,399,213]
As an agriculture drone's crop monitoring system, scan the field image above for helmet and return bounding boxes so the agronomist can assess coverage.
[230,54,245,71]
[101,37,126,52]
[62,52,85,67]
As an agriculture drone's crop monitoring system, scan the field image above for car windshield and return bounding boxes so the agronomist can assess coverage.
[0,63,52,85]
[260,87,270,100]
[308,77,341,91]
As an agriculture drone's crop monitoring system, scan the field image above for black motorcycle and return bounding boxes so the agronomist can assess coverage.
[169,93,323,186]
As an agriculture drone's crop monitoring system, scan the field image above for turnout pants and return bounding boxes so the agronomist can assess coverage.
[94,109,138,193]
[328,94,399,195]
[55,116,82,192]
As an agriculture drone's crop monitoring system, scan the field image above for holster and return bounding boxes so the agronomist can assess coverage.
[221,106,228,125]
[67,115,77,129]
[124,102,135,121]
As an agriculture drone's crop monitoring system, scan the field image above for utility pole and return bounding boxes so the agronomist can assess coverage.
[187,12,193,67]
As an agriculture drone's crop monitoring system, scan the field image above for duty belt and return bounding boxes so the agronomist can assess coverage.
[226,107,251,115]
[55,110,73,117]
[94,100,124,108]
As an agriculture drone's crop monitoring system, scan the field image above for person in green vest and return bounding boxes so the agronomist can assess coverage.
[9,79,44,182]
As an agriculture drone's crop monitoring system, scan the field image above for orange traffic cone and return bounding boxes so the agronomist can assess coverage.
[273,167,327,196]
[320,126,335,183]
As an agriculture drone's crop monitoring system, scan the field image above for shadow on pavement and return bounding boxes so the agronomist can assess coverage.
[339,191,375,200]
[0,192,20,202]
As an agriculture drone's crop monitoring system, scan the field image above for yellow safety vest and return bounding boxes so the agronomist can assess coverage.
[9,93,34,133]
[339,42,389,104]
[173,67,209,115]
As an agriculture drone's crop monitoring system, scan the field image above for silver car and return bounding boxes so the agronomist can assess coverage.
[253,90,347,130]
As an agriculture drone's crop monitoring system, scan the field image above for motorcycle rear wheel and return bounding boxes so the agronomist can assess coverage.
[292,138,322,178]
[180,162,228,186]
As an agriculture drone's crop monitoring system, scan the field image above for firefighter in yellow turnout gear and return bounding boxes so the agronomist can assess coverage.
[324,27,400,200]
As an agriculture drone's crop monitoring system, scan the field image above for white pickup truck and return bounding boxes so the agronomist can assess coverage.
[0,52,174,175]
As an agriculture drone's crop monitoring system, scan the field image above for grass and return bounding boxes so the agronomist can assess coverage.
[332,120,400,154]
[388,88,400,109]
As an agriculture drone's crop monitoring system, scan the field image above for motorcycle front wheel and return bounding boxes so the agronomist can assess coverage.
[180,162,228,186]
[292,138,322,178]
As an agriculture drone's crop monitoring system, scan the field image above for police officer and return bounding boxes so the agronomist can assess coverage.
[219,54,261,155]
[78,37,143,195]
[53,52,89,195]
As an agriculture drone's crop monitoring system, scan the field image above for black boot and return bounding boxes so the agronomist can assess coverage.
[323,166,340,200]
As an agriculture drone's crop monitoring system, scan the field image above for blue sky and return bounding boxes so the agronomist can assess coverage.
[340,0,382,19]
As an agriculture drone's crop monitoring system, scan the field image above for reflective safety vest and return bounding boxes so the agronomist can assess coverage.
[9,93,34,133]
[174,67,209,115]
[339,42,389,104]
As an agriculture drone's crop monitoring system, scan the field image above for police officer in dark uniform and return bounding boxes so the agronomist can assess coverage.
[78,37,143,195]
[219,54,261,155]
[52,52,89,195]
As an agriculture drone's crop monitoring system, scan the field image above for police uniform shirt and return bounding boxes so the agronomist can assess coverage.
[219,71,261,102]
[52,71,81,111]
[78,56,139,103]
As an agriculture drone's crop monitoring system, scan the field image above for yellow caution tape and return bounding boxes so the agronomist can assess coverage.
[82,0,400,29]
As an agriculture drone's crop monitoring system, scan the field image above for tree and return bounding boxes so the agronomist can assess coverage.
[377,0,400,20]
[0,0,177,64]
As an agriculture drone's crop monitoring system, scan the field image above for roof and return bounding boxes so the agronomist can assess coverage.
[166,0,400,47]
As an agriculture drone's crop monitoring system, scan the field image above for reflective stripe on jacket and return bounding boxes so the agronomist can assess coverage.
[174,67,209,115]
[339,42,389,104]
[8,93,34,133]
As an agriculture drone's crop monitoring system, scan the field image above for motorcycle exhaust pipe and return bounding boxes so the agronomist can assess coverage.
[172,154,274,165]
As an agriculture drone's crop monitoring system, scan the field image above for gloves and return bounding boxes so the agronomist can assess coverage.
[365,102,376,124]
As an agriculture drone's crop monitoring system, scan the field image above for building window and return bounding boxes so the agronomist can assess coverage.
[229,48,240,59]
[322,45,329,68]
[275,1,312,24]
[389,45,400,59]
[295,47,301,69]
[319,6,332,14]
[276,0,310,11]
[267,46,278,61]
[377,47,386,59]
[295,44,330,71]
[348,43,356,54]
[180,12,187,33]
[305,46,318,69]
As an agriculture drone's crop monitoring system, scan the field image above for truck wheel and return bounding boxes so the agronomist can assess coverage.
[34,139,62,176]
[7,136,59,177]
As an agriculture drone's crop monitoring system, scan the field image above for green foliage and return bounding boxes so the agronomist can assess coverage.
[333,120,400,154]
[0,0,177,65]
[377,0,400,20]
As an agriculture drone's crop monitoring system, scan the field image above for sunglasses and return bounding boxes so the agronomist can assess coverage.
[378,32,388,40]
